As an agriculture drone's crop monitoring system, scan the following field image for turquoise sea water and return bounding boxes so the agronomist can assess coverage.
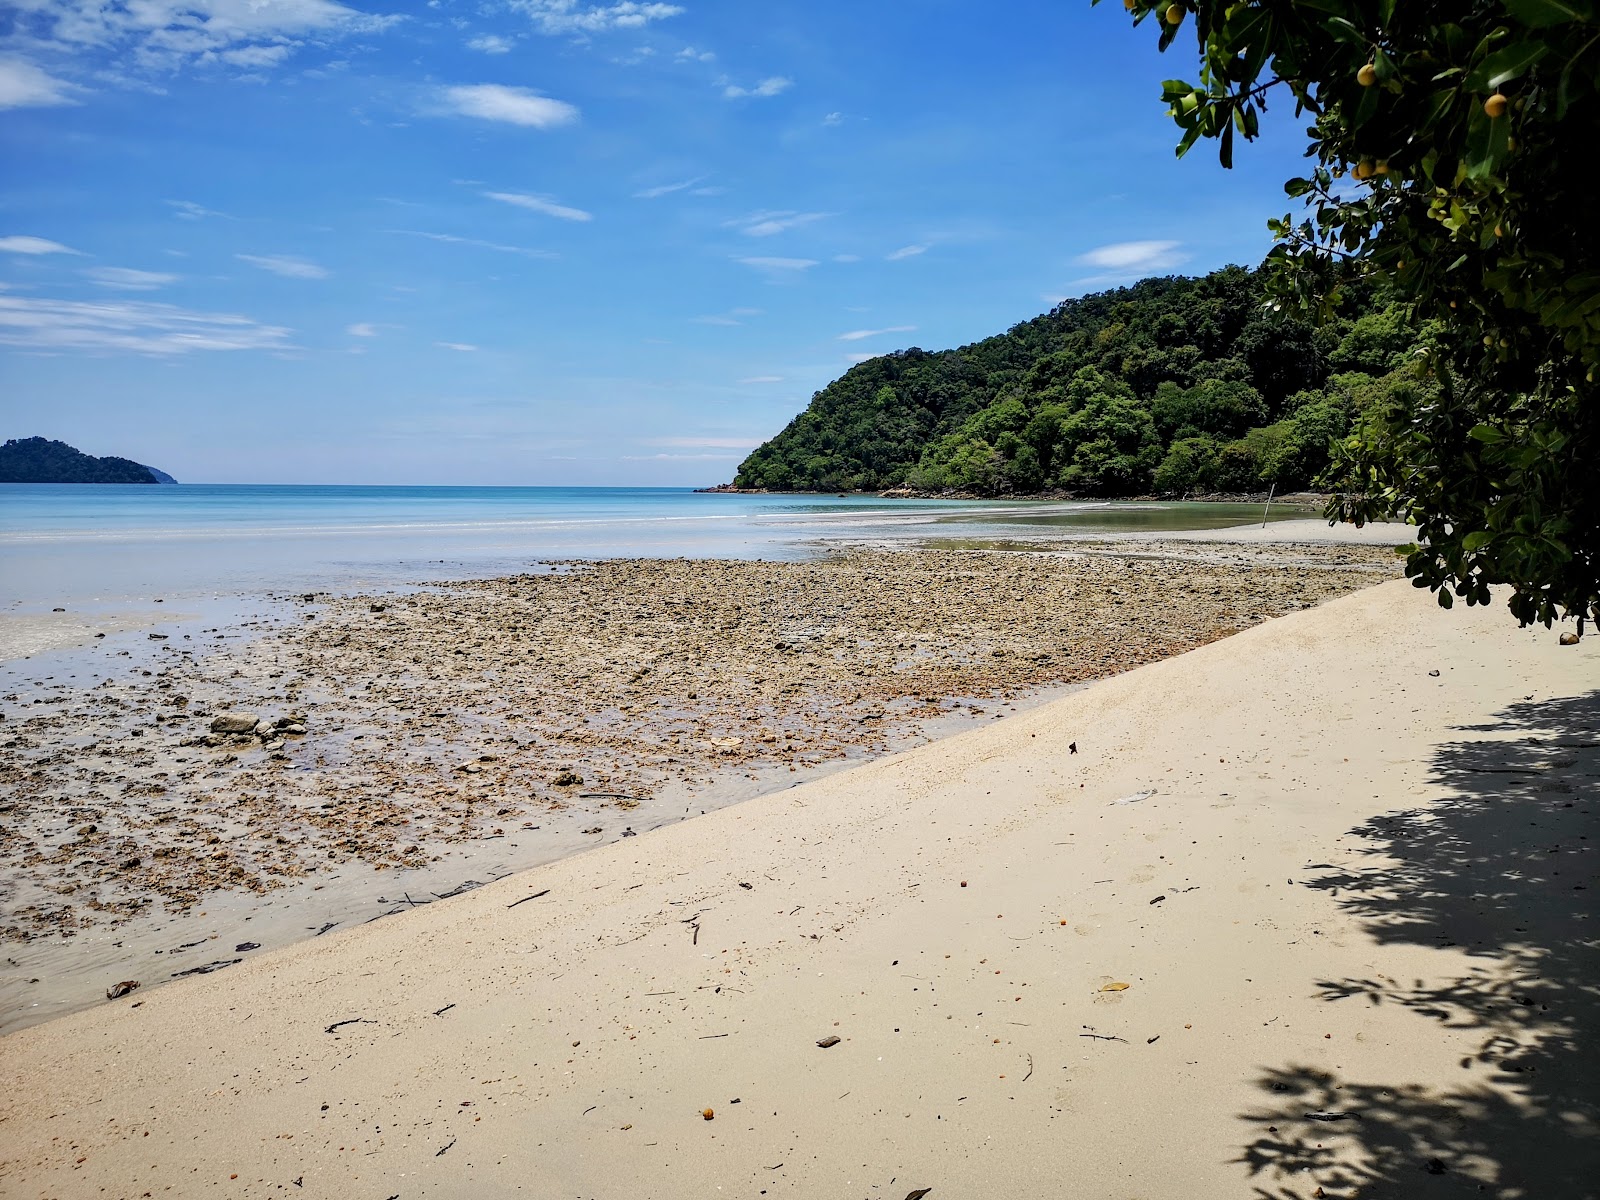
[0,484,1311,607]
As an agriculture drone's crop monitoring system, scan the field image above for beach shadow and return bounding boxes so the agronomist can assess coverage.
[1236,692,1600,1199]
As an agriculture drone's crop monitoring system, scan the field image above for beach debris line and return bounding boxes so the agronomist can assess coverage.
[324,1017,375,1035]
[505,888,551,909]
[105,980,139,1000]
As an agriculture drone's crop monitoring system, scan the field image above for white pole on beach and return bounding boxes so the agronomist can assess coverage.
[1261,483,1276,528]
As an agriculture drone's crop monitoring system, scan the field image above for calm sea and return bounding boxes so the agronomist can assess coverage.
[0,484,1309,607]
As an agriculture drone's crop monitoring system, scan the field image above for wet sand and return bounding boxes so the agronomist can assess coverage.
[1,540,1400,1030]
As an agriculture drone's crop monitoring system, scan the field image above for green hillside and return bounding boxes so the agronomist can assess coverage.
[731,265,1424,497]
[0,437,166,484]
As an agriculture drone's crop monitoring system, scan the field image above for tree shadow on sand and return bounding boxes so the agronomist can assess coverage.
[1236,691,1599,1199]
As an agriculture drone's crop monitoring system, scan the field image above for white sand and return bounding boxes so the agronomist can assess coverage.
[1,578,1593,1198]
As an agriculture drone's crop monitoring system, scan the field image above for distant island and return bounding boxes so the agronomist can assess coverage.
[0,437,176,485]
[725,264,1416,499]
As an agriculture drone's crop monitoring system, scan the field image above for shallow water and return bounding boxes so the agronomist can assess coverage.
[0,484,1314,610]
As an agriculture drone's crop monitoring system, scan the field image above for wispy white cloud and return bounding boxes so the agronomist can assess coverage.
[218,43,293,67]
[676,46,714,62]
[237,253,329,279]
[727,210,829,238]
[0,294,291,355]
[885,243,927,261]
[346,322,378,337]
[691,306,763,326]
[737,375,783,384]
[821,111,843,126]
[467,34,514,54]
[166,199,227,221]
[736,256,816,272]
[633,176,705,199]
[838,325,916,342]
[7,0,398,71]
[0,57,78,109]
[440,83,579,128]
[832,253,861,264]
[436,341,479,352]
[485,190,592,221]
[623,452,742,461]
[509,1,685,35]
[1075,239,1186,273]
[83,266,177,291]
[0,235,82,255]
[650,436,760,449]
[385,229,556,259]
[723,76,791,100]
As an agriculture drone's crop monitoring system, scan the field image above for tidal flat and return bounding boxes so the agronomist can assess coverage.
[0,540,1399,1028]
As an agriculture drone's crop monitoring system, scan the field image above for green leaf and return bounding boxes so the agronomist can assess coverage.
[1464,40,1551,91]
[1462,530,1496,551]
[1501,0,1594,29]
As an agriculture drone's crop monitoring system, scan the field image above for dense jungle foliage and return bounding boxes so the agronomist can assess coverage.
[732,265,1421,497]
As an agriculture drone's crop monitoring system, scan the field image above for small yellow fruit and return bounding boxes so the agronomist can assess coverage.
[1484,92,1508,119]
[1374,159,1390,175]
[1494,223,1505,238]
[1166,3,1184,24]
[1124,0,1137,8]
[1353,161,1373,180]
[702,1108,715,1120]
[1357,63,1378,87]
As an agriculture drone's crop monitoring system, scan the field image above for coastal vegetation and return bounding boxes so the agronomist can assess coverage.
[1116,0,1597,628]
[0,437,172,485]
[737,0,1598,629]
[731,265,1412,501]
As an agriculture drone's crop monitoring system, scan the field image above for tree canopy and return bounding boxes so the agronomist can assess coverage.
[0,437,162,485]
[733,265,1411,498]
[1108,0,1598,629]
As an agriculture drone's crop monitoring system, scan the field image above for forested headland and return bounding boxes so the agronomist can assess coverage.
[730,265,1422,498]
[0,437,172,485]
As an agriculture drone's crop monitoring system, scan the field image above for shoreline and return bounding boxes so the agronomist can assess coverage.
[2,578,1591,1195]
[0,536,1402,1031]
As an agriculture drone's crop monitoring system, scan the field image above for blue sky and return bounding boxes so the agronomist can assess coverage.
[0,0,1310,485]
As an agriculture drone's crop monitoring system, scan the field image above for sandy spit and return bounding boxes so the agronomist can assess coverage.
[0,579,1594,1198]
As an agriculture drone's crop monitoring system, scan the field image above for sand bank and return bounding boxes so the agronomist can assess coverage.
[1,578,1592,1198]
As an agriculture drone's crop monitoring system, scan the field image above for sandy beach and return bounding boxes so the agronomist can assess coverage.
[0,539,1397,1031]
[1,573,1592,1198]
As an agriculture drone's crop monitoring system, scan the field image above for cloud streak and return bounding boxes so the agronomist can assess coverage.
[0,235,82,255]
[83,267,177,291]
[1074,240,1187,273]
[727,210,829,237]
[440,84,579,128]
[237,253,329,279]
[385,230,556,259]
[0,295,291,355]
[838,325,916,341]
[885,243,927,261]
[485,191,593,222]
[736,256,817,272]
